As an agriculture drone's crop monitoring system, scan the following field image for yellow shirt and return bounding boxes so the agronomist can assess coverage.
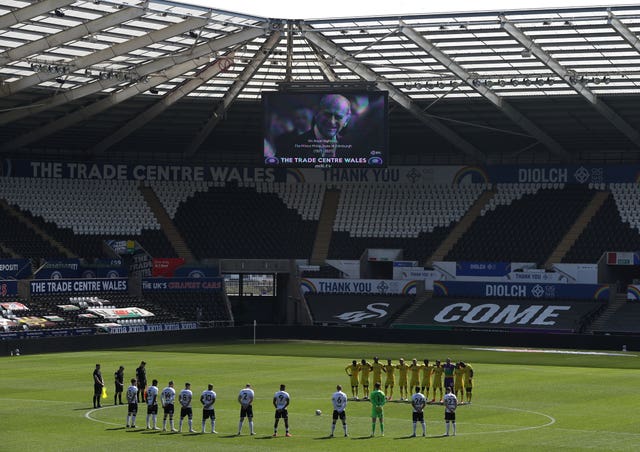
[371,362,385,383]
[396,363,409,384]
[432,365,444,385]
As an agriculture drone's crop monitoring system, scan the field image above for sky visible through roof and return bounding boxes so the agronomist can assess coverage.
[187,0,640,19]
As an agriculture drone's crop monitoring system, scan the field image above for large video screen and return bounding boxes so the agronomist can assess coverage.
[263,91,388,168]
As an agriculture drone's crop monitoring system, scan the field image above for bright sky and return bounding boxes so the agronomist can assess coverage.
[186,0,640,19]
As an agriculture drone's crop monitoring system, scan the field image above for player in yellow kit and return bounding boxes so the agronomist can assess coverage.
[359,359,373,400]
[460,361,474,404]
[453,362,465,404]
[383,359,395,400]
[345,360,360,400]
[408,359,421,397]
[395,358,409,401]
[371,357,384,387]
[421,359,433,396]
[431,359,444,403]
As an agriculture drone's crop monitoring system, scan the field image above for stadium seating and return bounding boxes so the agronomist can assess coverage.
[172,184,318,259]
[327,183,485,260]
[564,194,640,263]
[446,184,595,265]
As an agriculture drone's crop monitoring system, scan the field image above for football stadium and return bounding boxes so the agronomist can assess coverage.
[1,1,639,450]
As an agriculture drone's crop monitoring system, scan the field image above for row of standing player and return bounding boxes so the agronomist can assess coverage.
[345,357,474,404]
[331,382,459,438]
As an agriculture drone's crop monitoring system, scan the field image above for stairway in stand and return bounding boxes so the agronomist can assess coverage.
[138,183,195,262]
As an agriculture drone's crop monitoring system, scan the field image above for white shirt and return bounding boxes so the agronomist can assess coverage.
[238,388,254,406]
[179,389,193,408]
[161,386,176,405]
[331,390,348,412]
[126,385,138,404]
[146,385,159,406]
[444,393,458,413]
[411,392,427,413]
[273,390,290,410]
[201,390,216,410]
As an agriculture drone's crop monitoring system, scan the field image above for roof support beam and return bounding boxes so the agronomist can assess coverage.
[0,5,147,66]
[0,26,266,126]
[300,24,485,162]
[501,16,640,148]
[0,0,76,30]
[0,15,210,98]
[400,23,572,161]
[609,12,640,53]
[185,31,282,157]
[0,28,267,152]
[88,50,236,155]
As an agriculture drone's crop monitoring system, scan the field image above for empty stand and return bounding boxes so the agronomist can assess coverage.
[564,193,640,263]
[172,184,318,259]
[447,184,595,265]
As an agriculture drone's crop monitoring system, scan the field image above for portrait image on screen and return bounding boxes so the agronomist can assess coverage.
[263,91,388,168]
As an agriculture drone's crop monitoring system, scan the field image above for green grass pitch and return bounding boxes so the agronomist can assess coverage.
[1,339,639,451]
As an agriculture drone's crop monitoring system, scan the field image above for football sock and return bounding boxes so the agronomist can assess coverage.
[249,420,254,434]
[446,422,450,435]
[413,422,417,435]
[453,422,456,435]
[422,422,426,435]
[331,423,335,435]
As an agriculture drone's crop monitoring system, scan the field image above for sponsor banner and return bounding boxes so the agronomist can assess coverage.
[0,327,95,339]
[393,261,419,267]
[18,316,56,328]
[57,304,80,311]
[105,239,137,255]
[606,251,640,266]
[99,322,198,334]
[300,278,419,295]
[173,266,219,278]
[8,159,640,185]
[35,259,82,279]
[5,159,284,183]
[392,268,443,290]
[433,281,610,301]
[141,277,224,292]
[486,164,640,185]
[87,307,154,319]
[0,281,19,297]
[80,267,128,279]
[627,285,640,301]
[0,318,17,328]
[129,251,153,277]
[1,301,28,311]
[506,271,568,283]
[152,258,186,277]
[456,262,511,277]
[400,299,602,331]
[30,278,128,295]
[0,259,31,279]
[306,294,411,326]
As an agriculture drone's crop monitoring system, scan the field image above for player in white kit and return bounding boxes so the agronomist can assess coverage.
[178,382,195,433]
[272,384,291,437]
[146,379,160,430]
[200,384,217,433]
[410,386,427,437]
[125,378,138,428]
[443,386,458,436]
[330,384,348,437]
[237,384,255,435]
[160,381,177,432]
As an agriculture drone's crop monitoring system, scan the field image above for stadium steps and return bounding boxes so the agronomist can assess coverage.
[544,190,610,268]
[138,183,195,262]
[0,241,20,258]
[425,188,496,266]
[391,290,432,326]
[310,189,340,265]
[586,292,628,334]
[0,198,76,258]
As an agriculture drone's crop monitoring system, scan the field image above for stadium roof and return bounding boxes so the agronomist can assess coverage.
[1,0,640,163]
